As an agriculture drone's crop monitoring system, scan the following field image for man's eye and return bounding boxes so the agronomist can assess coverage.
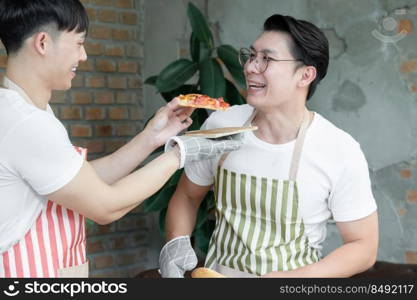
[249,53,256,58]
[263,55,270,61]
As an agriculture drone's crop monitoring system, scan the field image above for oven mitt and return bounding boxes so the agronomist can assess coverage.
[159,235,198,278]
[165,133,244,168]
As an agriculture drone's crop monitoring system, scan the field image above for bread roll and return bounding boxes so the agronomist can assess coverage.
[191,267,226,278]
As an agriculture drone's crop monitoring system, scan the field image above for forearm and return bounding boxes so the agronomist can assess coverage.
[49,150,180,225]
[103,150,180,222]
[90,129,157,184]
[263,240,377,278]
[165,193,200,241]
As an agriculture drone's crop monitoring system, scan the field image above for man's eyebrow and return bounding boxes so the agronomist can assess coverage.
[249,45,277,54]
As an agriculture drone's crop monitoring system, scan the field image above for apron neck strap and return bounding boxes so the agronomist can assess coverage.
[2,76,36,106]
[288,109,312,181]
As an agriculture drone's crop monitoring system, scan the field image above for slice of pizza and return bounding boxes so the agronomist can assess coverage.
[176,94,230,111]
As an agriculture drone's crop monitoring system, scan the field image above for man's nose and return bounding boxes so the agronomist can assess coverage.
[245,56,261,73]
[80,45,88,62]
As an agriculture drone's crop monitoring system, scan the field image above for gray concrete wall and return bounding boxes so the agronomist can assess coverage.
[143,0,206,120]
[143,0,417,267]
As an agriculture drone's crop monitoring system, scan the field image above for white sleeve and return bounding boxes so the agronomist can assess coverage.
[3,111,83,196]
[328,142,377,222]
[184,158,215,186]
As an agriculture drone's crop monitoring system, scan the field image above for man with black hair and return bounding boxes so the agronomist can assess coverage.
[160,14,378,278]
[0,0,241,277]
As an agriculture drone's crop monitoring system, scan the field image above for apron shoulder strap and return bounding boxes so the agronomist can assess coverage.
[288,110,313,181]
[2,76,35,105]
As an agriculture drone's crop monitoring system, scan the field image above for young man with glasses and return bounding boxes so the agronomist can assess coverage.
[159,14,378,278]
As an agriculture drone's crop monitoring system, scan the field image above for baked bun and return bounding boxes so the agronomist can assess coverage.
[191,267,226,278]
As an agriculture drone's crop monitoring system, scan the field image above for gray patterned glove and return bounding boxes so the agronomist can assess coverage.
[165,133,244,168]
[159,235,198,278]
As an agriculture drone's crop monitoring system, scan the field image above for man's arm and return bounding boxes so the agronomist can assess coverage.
[157,173,213,278]
[48,150,180,225]
[165,173,212,241]
[90,98,193,184]
[262,211,378,278]
[89,129,157,184]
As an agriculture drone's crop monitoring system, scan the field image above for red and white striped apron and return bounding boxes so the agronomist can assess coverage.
[0,147,88,278]
[1,78,88,278]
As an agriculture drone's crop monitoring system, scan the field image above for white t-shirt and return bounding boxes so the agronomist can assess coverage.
[0,88,83,253]
[185,104,377,251]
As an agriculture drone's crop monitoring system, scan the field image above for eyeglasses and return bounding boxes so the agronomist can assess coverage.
[238,47,301,73]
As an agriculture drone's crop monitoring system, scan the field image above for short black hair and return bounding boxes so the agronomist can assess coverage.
[263,14,329,100]
[0,0,89,55]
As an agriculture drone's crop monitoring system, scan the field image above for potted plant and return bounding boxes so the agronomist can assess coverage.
[143,2,246,255]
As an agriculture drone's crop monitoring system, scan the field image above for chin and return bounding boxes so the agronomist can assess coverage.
[55,82,72,91]
[246,94,265,107]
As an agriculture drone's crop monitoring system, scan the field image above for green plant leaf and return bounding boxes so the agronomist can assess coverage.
[161,84,199,102]
[167,169,183,187]
[195,108,209,127]
[143,185,176,213]
[200,58,226,98]
[217,45,241,68]
[193,219,215,254]
[190,32,200,62]
[156,59,198,93]
[187,108,209,131]
[225,79,246,105]
[158,207,168,237]
[190,32,211,63]
[187,3,213,47]
[144,75,158,86]
[217,45,246,88]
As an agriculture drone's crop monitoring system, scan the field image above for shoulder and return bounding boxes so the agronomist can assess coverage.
[312,113,360,147]
[309,113,364,160]
[0,89,37,139]
[0,90,62,144]
[0,88,42,118]
[203,104,254,129]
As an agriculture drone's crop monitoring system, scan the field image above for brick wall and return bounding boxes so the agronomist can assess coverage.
[63,0,144,162]
[0,0,152,277]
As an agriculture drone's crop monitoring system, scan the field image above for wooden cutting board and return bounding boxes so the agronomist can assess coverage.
[184,126,258,138]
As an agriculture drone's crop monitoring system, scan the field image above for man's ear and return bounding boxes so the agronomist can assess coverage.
[33,32,49,55]
[298,66,317,88]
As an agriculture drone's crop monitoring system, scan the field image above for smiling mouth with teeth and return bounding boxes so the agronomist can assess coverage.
[250,84,266,88]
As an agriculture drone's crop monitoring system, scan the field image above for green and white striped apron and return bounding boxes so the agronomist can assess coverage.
[205,109,320,277]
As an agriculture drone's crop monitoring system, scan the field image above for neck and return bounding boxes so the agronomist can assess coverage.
[6,57,51,110]
[252,101,308,144]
